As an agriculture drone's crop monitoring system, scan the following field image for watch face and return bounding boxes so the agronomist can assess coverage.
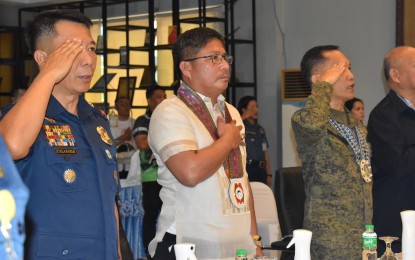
[252,235,261,241]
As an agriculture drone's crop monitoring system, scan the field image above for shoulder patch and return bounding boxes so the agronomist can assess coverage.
[99,109,108,119]
[88,102,108,119]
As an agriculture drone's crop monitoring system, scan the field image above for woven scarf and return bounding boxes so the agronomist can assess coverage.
[329,117,371,168]
[177,83,243,179]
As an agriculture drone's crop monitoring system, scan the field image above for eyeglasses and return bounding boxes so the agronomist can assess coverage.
[183,54,233,65]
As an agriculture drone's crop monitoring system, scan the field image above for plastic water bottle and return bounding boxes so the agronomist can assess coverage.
[109,110,118,127]
[362,224,377,260]
[235,249,248,260]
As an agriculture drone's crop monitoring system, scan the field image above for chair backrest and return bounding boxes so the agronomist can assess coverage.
[274,167,305,237]
[250,182,281,247]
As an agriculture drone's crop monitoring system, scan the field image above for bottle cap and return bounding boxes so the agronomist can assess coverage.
[236,249,247,256]
[365,224,374,230]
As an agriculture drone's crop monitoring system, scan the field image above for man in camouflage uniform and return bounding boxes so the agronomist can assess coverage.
[291,45,372,259]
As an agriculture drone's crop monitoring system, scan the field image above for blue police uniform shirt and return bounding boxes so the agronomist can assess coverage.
[0,135,29,260]
[243,119,269,183]
[3,95,119,259]
[243,119,268,161]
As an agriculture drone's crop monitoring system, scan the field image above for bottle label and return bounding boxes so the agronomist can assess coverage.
[362,237,377,249]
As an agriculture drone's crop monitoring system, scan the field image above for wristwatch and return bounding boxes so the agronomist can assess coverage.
[252,235,262,247]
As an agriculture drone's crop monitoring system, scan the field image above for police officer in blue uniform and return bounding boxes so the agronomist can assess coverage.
[0,9,121,259]
[0,134,29,260]
[237,96,272,185]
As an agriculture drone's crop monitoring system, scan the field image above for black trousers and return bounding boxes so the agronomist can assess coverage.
[246,164,267,184]
[142,181,163,256]
[152,232,176,260]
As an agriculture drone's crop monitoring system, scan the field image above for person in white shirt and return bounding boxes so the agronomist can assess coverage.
[110,96,144,259]
[148,27,263,260]
[110,96,135,147]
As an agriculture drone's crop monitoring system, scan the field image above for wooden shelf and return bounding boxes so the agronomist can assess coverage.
[17,0,257,112]
[106,65,148,69]
[180,16,226,24]
[107,25,149,31]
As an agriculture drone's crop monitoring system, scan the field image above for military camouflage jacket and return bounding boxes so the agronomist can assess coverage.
[291,81,373,259]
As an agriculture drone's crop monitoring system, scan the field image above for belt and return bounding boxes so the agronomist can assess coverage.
[247,159,266,169]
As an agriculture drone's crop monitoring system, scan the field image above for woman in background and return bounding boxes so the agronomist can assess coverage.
[237,96,271,185]
[345,97,365,123]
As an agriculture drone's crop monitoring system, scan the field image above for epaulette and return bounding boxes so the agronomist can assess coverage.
[44,117,56,123]
[88,102,109,120]
[98,109,109,120]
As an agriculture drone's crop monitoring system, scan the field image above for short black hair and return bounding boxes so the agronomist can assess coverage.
[25,9,92,55]
[146,86,165,99]
[300,45,339,86]
[237,96,256,115]
[172,27,225,80]
[345,97,363,111]
[114,96,130,104]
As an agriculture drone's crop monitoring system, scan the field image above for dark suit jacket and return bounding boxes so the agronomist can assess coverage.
[367,90,415,253]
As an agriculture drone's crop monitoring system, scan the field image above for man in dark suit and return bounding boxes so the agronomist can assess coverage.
[368,46,415,254]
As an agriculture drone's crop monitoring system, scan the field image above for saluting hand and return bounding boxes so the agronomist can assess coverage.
[38,38,83,84]
[318,62,346,85]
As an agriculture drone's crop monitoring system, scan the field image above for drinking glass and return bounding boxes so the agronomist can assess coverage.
[379,236,399,260]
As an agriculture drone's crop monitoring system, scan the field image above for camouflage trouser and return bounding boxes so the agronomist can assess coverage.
[305,217,362,260]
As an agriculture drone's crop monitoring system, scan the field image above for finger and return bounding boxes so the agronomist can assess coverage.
[53,38,81,54]
[216,115,224,124]
[53,38,83,59]
[63,39,83,58]
[333,62,345,71]
[43,41,81,67]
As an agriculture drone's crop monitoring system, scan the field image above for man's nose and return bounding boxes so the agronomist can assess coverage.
[79,49,96,66]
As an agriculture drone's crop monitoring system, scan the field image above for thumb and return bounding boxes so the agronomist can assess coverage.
[216,115,224,125]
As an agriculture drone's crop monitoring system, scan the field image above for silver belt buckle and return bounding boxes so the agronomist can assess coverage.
[259,161,265,168]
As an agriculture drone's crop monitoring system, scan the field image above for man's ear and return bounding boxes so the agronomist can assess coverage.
[34,50,47,66]
[389,68,400,83]
[311,74,320,84]
[179,61,191,79]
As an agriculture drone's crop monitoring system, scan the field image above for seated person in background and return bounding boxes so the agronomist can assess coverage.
[110,96,136,179]
[291,45,372,259]
[12,88,27,104]
[110,96,145,259]
[148,27,262,259]
[110,96,135,147]
[345,97,365,123]
[0,88,26,119]
[110,95,135,180]
[237,96,271,185]
[0,9,122,259]
[132,86,166,258]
